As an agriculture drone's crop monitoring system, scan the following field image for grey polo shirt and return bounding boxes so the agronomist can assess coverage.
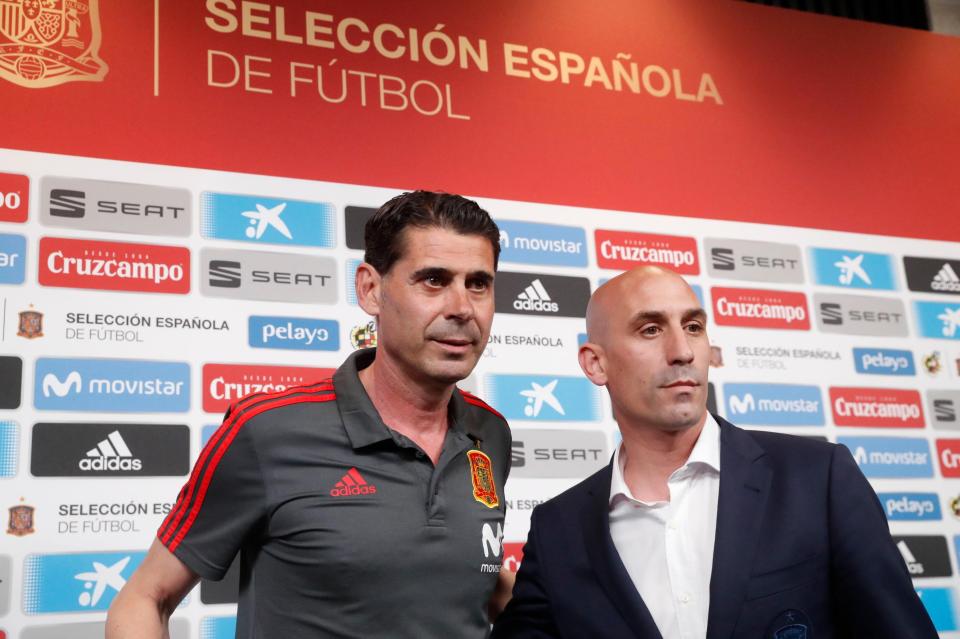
[158,348,511,638]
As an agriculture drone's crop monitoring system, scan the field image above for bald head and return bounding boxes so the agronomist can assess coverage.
[579,266,710,432]
[586,266,701,346]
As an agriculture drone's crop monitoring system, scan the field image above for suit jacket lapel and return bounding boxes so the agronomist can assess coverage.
[706,417,773,639]
[583,464,664,639]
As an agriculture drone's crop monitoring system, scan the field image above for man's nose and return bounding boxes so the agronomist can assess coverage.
[666,327,695,365]
[445,285,475,320]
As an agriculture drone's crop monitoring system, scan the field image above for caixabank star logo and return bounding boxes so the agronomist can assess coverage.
[0,0,108,88]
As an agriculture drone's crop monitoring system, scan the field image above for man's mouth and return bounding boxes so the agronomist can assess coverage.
[661,379,699,389]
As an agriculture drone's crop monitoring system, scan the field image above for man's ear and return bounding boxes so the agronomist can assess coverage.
[578,342,608,387]
[355,263,382,317]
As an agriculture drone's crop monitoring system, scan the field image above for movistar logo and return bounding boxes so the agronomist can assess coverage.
[42,371,82,397]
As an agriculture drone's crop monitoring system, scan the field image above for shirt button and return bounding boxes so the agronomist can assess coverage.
[415,451,425,459]
[667,522,676,531]
[679,593,691,604]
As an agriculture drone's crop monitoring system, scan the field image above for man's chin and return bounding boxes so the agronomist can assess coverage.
[658,407,706,432]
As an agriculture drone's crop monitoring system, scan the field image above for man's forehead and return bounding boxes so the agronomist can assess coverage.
[399,228,495,268]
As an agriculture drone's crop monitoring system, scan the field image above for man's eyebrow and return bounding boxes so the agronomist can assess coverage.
[410,266,453,281]
[468,271,495,285]
[629,310,667,325]
[628,308,706,324]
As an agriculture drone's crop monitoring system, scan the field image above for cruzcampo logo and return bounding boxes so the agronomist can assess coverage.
[0,0,108,88]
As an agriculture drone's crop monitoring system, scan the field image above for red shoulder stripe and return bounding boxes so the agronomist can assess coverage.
[460,390,506,422]
[167,392,337,552]
[158,380,334,541]
[159,381,334,543]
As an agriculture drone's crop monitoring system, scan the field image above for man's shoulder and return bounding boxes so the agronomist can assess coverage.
[720,416,840,471]
[459,388,507,423]
[458,388,511,447]
[533,462,611,519]
[224,377,340,434]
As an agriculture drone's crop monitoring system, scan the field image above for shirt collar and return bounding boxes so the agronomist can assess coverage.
[334,348,482,449]
[609,413,721,505]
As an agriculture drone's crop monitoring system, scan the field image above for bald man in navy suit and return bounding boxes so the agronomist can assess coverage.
[492,267,936,639]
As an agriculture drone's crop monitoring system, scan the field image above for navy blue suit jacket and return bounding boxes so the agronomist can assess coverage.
[492,417,937,639]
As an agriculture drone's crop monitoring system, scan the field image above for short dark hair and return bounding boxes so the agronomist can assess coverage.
[364,190,501,274]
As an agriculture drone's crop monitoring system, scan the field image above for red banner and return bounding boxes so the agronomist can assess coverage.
[1,1,958,241]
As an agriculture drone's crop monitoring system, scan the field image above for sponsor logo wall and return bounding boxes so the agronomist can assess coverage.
[3,149,960,633]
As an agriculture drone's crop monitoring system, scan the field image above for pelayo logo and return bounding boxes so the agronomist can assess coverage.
[30,422,189,477]
[493,272,590,318]
[809,248,896,291]
[496,220,587,267]
[34,358,190,413]
[711,287,809,330]
[200,192,335,248]
[202,363,335,413]
[41,177,190,237]
[201,247,336,304]
[38,237,190,294]
[829,387,924,428]
[723,383,823,426]
[595,230,698,274]
[248,316,339,351]
[853,348,915,376]
[839,436,932,478]
[704,238,803,283]
[876,492,941,521]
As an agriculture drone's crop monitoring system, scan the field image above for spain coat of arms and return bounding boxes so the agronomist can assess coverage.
[0,0,107,88]
[8,502,35,536]
[17,308,43,338]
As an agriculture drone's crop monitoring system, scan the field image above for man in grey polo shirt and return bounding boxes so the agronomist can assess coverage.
[108,191,513,638]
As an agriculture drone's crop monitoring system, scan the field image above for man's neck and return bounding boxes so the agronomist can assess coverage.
[358,354,453,463]
[619,415,707,503]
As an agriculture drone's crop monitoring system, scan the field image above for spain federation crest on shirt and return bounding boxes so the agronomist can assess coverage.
[18,308,43,338]
[0,0,108,88]
[467,450,499,509]
[8,502,35,536]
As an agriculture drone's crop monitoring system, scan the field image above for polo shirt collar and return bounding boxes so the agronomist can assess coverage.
[609,413,721,505]
[334,348,483,449]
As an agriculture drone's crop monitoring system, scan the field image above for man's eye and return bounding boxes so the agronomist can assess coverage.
[468,280,489,292]
[686,323,704,334]
[641,325,661,336]
[425,275,444,287]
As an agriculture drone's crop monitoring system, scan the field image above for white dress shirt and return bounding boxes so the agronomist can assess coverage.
[608,414,721,639]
